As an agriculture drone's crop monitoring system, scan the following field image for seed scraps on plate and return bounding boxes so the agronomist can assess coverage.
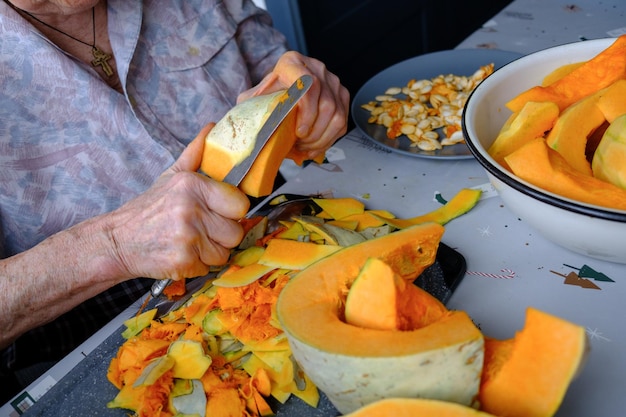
[361,64,494,151]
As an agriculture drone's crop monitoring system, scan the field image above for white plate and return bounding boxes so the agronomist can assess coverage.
[351,49,523,159]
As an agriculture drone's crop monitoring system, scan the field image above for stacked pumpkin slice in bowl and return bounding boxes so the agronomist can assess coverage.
[105,188,589,417]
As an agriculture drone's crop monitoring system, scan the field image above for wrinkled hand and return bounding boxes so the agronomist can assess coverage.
[238,51,350,160]
[105,124,250,281]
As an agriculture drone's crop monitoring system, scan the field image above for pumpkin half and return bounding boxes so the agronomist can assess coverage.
[276,223,484,414]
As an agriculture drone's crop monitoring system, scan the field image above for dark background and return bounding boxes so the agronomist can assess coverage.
[269,0,514,100]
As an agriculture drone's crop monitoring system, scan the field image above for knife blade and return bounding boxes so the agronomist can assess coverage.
[150,74,313,299]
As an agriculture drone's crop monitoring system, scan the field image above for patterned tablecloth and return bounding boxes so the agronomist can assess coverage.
[3,0,626,416]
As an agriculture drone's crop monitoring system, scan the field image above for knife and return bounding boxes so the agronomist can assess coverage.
[150,74,313,299]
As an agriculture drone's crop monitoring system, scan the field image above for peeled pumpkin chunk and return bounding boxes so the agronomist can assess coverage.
[488,101,559,167]
[505,137,626,210]
[506,34,626,112]
[277,223,484,414]
[479,307,589,417]
[342,398,497,417]
[167,340,212,380]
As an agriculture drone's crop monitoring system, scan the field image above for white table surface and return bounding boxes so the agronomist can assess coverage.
[3,0,626,415]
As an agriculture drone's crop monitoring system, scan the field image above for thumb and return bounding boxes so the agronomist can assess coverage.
[170,123,214,173]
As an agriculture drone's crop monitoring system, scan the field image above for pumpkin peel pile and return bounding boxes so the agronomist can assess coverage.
[106,190,588,417]
[106,190,480,416]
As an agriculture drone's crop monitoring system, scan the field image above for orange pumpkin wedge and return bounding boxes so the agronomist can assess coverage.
[505,137,626,210]
[479,307,589,417]
[344,257,448,331]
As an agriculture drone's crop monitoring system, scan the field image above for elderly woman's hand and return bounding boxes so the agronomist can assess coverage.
[104,124,250,282]
[238,51,350,161]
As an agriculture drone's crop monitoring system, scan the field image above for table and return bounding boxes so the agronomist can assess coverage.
[4,0,626,415]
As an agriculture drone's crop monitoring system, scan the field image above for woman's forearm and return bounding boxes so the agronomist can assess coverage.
[0,215,125,349]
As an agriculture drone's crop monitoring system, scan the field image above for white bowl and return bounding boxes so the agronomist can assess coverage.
[462,38,626,264]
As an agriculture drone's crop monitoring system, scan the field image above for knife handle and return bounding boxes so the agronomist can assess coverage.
[150,278,172,298]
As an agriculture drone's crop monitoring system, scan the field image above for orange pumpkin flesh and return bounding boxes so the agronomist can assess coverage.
[504,137,626,210]
[488,101,559,169]
[479,308,589,417]
[344,257,448,331]
[342,398,497,417]
[506,34,626,112]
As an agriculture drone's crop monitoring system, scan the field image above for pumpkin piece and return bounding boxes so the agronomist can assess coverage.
[505,137,626,210]
[488,101,559,167]
[230,245,266,267]
[107,338,172,388]
[212,263,276,287]
[206,388,247,417]
[243,352,294,393]
[344,258,400,330]
[545,87,612,176]
[342,398,497,417]
[121,308,157,339]
[325,219,360,231]
[344,258,448,331]
[592,113,626,189]
[168,340,213,380]
[375,189,482,229]
[595,79,626,123]
[540,61,584,86]
[257,238,342,270]
[242,334,290,353]
[312,197,365,219]
[107,371,174,416]
[479,308,589,417]
[277,223,483,414]
[200,89,307,197]
[133,355,175,387]
[276,221,309,241]
[340,212,387,232]
[171,379,207,417]
[506,34,626,112]
[297,219,367,246]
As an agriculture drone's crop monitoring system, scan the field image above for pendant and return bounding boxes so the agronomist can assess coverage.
[91,45,114,77]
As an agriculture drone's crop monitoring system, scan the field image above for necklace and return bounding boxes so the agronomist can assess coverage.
[18,6,114,77]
